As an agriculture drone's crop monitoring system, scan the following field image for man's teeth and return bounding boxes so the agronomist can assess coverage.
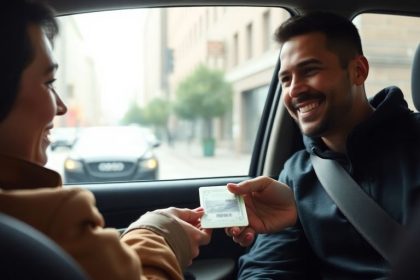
[299,102,318,113]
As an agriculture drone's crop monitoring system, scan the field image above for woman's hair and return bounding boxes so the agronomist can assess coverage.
[0,0,58,121]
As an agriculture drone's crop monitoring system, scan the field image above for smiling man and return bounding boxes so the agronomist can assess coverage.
[226,11,420,279]
[278,26,372,153]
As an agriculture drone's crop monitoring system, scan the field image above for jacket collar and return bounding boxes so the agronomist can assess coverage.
[0,154,61,190]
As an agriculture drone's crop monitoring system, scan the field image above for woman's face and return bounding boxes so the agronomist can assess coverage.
[0,24,67,165]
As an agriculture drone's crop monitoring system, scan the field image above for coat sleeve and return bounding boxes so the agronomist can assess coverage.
[121,229,184,280]
[121,211,193,280]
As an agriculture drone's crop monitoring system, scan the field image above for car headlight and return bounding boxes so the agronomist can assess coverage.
[64,159,84,173]
[139,158,158,170]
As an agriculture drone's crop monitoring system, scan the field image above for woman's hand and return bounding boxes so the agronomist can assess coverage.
[156,207,212,261]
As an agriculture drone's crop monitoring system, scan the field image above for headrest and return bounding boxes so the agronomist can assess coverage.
[412,44,420,111]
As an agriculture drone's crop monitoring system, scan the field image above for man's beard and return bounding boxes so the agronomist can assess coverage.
[298,115,331,138]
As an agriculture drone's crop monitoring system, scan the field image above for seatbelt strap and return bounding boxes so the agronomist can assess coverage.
[310,154,405,264]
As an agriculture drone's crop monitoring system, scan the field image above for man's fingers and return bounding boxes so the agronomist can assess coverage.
[232,227,256,247]
[226,226,256,247]
[227,176,274,195]
[227,182,263,195]
[225,226,246,237]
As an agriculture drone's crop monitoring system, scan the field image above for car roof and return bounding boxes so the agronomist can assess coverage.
[46,0,420,18]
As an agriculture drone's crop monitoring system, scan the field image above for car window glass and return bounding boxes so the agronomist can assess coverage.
[353,13,419,110]
[46,7,290,184]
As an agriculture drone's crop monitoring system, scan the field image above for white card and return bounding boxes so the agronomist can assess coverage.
[199,185,249,228]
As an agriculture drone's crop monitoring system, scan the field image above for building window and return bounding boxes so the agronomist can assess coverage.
[262,10,270,51]
[246,23,253,59]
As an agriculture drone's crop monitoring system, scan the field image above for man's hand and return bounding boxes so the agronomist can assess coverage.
[156,207,212,261]
[225,176,297,247]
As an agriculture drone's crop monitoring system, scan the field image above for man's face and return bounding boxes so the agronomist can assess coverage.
[279,32,358,137]
[0,24,67,165]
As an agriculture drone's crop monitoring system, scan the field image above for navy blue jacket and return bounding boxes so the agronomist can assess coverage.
[238,87,420,279]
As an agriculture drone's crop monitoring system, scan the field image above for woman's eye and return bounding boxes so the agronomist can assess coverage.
[46,79,56,90]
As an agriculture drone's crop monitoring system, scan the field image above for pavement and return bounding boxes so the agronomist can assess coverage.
[154,141,252,180]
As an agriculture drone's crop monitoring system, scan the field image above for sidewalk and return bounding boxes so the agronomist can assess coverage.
[155,141,252,180]
[162,140,248,159]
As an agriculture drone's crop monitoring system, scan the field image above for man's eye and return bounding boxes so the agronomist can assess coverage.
[303,67,319,76]
[280,76,291,87]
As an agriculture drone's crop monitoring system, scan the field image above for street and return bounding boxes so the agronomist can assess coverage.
[46,142,252,182]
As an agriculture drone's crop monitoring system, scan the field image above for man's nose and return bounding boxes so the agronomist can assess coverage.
[288,77,308,98]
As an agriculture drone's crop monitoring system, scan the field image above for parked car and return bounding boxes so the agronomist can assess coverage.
[4,0,420,279]
[49,127,78,151]
[64,126,159,183]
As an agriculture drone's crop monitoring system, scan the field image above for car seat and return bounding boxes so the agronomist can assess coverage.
[389,43,420,280]
[0,212,88,280]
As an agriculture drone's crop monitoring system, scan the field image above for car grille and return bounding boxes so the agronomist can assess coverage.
[86,161,136,178]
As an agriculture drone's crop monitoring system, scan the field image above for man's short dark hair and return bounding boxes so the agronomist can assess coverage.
[275,11,363,68]
[0,0,58,121]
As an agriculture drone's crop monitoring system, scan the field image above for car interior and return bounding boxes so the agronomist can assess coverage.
[1,0,420,279]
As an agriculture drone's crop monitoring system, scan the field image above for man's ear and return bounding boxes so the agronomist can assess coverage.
[351,55,369,85]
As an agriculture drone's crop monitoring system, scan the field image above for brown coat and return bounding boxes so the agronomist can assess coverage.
[0,155,190,279]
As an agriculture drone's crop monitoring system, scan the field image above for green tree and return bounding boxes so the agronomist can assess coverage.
[121,98,171,142]
[143,98,171,142]
[121,102,146,125]
[143,98,171,127]
[174,64,232,138]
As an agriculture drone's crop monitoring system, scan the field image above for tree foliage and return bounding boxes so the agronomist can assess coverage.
[121,102,145,125]
[121,98,170,127]
[143,98,171,127]
[174,65,232,121]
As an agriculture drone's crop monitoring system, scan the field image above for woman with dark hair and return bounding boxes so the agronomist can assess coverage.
[0,2,211,279]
